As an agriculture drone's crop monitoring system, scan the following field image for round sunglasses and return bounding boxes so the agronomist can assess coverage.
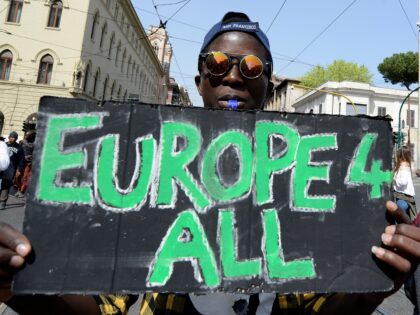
[199,51,271,80]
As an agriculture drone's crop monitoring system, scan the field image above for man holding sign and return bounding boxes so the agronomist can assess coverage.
[0,11,419,315]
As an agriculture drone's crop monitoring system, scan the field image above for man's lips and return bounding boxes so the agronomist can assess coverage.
[217,95,246,108]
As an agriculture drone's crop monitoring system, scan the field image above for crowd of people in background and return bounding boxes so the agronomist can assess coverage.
[393,146,420,315]
[0,130,36,210]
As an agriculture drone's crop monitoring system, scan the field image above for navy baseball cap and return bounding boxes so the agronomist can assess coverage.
[200,12,273,62]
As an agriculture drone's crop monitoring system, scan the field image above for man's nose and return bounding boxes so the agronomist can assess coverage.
[221,61,244,85]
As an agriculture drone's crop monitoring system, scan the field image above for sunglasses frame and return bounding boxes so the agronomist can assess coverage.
[198,51,272,80]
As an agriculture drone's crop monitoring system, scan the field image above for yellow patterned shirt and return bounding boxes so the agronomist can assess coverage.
[97,293,332,315]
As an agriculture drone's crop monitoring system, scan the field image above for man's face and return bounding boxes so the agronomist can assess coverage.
[195,32,272,110]
[8,137,16,144]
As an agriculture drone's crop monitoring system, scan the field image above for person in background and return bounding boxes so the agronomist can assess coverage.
[14,144,24,195]
[392,146,420,315]
[393,146,417,221]
[0,137,10,188]
[14,131,36,198]
[0,131,22,210]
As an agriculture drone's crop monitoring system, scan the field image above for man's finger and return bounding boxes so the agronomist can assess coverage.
[0,247,16,265]
[0,223,31,256]
[386,201,411,225]
[386,224,420,243]
[381,232,420,260]
[372,245,412,273]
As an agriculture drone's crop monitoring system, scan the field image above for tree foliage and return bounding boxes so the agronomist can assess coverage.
[377,51,418,90]
[299,60,373,88]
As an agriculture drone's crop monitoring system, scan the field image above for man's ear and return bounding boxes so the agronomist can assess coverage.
[264,80,274,104]
[195,74,203,96]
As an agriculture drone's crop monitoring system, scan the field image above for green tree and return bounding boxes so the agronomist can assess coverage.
[299,60,373,88]
[377,51,418,90]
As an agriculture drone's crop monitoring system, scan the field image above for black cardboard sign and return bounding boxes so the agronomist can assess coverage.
[14,96,394,294]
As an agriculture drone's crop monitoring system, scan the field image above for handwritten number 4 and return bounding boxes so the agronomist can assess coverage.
[347,133,392,199]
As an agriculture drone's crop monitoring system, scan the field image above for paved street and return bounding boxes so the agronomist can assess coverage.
[2,178,420,314]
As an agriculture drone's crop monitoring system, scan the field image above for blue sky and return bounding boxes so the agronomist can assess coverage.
[132,0,418,107]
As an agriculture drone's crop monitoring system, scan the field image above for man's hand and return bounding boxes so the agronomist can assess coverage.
[321,201,420,315]
[0,222,31,302]
[371,201,420,288]
[0,222,100,314]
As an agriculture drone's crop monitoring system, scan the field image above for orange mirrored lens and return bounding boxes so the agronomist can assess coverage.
[240,55,263,79]
[206,52,229,75]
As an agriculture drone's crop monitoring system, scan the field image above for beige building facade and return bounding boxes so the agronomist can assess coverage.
[292,81,419,166]
[147,25,172,75]
[0,0,166,138]
[265,76,303,112]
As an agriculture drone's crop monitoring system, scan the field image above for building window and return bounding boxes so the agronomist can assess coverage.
[74,70,82,88]
[48,1,63,28]
[91,12,99,40]
[346,103,367,116]
[114,4,119,19]
[117,85,122,98]
[121,49,126,72]
[153,42,159,55]
[110,81,116,99]
[37,54,53,84]
[141,75,145,93]
[135,67,139,85]
[108,33,115,58]
[115,42,121,66]
[83,63,90,92]
[378,106,386,116]
[127,56,131,77]
[7,0,23,23]
[407,109,415,128]
[99,23,107,49]
[123,90,127,101]
[319,103,322,114]
[102,76,108,100]
[92,69,100,97]
[132,62,136,81]
[0,50,13,81]
[139,70,143,88]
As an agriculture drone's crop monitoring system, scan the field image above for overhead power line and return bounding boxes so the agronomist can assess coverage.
[397,0,417,42]
[272,56,316,68]
[154,0,189,7]
[266,0,287,34]
[279,0,359,72]
[152,0,165,27]
[164,0,192,23]
[171,50,187,87]
[134,7,207,31]
[168,35,201,44]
